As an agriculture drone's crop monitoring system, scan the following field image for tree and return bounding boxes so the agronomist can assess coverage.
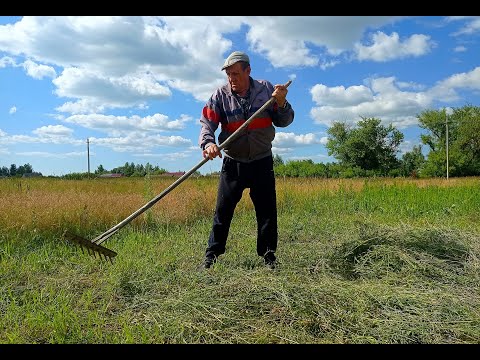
[95,164,107,174]
[326,117,404,175]
[419,105,480,177]
[400,145,425,177]
[9,164,17,177]
[17,163,33,175]
[273,154,284,168]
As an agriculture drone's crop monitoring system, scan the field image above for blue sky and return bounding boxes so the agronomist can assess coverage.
[1,16,479,176]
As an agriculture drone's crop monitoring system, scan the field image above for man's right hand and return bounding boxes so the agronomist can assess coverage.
[203,144,223,160]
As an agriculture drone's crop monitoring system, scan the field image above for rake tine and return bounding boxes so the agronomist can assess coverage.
[63,230,117,261]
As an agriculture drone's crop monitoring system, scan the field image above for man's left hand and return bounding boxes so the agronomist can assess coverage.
[272,84,288,107]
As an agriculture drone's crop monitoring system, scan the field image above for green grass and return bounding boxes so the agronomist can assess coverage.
[1,177,479,343]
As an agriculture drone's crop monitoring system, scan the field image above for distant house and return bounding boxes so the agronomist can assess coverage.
[98,173,124,178]
[158,171,186,177]
[22,172,43,178]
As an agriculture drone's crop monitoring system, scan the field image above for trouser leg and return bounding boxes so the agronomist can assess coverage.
[249,156,278,256]
[206,158,244,256]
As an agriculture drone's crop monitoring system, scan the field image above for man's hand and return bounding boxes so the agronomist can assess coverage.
[272,84,288,107]
[202,144,223,160]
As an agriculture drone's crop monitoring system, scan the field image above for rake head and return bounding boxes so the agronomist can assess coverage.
[63,230,117,263]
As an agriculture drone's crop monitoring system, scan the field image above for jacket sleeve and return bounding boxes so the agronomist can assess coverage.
[271,101,294,128]
[263,80,294,128]
[198,95,223,150]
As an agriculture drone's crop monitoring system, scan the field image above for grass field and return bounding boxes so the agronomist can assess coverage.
[1,176,479,343]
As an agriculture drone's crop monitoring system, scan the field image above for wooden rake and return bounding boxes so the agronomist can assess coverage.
[64,80,292,261]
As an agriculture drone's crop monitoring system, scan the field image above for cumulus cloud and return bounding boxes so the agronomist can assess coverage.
[311,84,373,107]
[310,77,430,128]
[273,132,325,147]
[32,125,74,137]
[89,133,192,152]
[244,16,402,67]
[355,31,434,62]
[61,113,191,136]
[16,151,86,158]
[9,106,17,114]
[53,67,171,113]
[0,132,82,146]
[22,59,56,79]
[428,66,480,102]
[310,66,480,129]
[0,56,15,68]
[448,16,480,36]
[0,16,407,115]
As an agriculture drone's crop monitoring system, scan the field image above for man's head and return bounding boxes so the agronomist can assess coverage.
[222,51,251,95]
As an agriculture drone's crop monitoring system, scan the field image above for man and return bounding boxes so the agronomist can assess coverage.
[198,51,294,270]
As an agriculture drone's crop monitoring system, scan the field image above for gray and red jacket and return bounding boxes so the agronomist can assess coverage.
[198,77,294,163]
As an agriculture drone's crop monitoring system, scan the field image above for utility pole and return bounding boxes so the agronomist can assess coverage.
[87,138,91,174]
[445,109,449,180]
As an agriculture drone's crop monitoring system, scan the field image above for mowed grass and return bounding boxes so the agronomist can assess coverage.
[0,176,479,343]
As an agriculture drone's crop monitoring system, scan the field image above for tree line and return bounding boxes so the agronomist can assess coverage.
[274,105,479,178]
[0,163,42,177]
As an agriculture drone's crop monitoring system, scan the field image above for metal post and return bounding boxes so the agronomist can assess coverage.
[87,138,91,174]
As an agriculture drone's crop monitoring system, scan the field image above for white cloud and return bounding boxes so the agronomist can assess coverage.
[22,59,56,79]
[310,76,431,128]
[355,31,434,62]
[0,16,408,113]
[0,56,15,68]
[454,45,467,52]
[311,84,373,107]
[135,149,195,162]
[449,16,480,35]
[32,125,74,137]
[9,106,17,114]
[310,66,480,129]
[273,132,324,147]
[0,133,82,145]
[244,16,402,67]
[16,151,86,158]
[428,66,480,102]
[61,113,191,136]
[89,134,192,152]
[53,67,171,114]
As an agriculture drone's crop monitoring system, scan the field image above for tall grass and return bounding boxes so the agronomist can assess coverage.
[0,176,479,343]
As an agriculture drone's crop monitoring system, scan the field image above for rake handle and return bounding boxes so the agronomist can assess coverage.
[93,79,292,245]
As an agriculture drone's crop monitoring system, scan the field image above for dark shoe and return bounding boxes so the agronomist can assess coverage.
[201,254,217,269]
[263,251,276,270]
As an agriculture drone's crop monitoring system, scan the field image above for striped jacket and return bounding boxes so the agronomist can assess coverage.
[198,77,294,163]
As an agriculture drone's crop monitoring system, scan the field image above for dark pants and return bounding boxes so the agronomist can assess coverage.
[206,155,278,257]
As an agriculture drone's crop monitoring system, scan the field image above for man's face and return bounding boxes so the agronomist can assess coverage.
[225,62,251,94]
